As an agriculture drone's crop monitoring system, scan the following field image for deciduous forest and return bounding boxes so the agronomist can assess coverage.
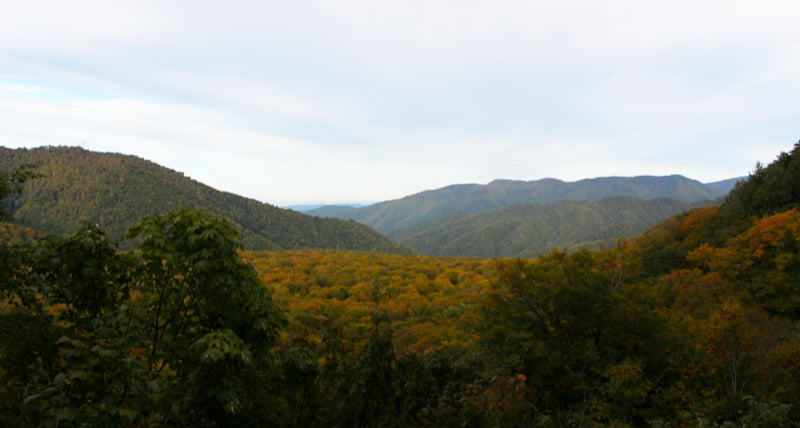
[2,143,800,426]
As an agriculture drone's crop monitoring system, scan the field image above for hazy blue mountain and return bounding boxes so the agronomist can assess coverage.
[0,146,410,254]
[284,204,324,212]
[337,175,723,235]
[306,205,361,217]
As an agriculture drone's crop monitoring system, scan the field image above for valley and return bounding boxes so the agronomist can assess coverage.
[1,142,798,426]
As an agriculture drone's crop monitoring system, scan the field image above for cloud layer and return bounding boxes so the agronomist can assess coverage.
[1,0,798,204]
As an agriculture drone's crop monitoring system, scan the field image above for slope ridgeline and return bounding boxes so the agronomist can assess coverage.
[313,175,723,235]
[0,146,410,253]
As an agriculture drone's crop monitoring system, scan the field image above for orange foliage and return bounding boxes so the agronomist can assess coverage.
[680,206,722,246]
[242,250,493,359]
[680,209,800,313]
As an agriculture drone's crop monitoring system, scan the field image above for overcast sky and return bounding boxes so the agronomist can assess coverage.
[1,1,798,205]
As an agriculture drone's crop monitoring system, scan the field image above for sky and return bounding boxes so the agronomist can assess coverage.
[1,1,798,206]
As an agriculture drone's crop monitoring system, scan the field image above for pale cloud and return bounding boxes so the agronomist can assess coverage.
[0,84,45,94]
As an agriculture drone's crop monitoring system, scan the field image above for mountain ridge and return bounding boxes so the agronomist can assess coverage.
[310,174,724,236]
[0,146,411,254]
[2,145,745,259]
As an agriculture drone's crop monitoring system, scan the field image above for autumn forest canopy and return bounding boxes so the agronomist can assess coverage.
[2,142,800,426]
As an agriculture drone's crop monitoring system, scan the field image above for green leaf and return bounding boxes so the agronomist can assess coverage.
[69,370,89,380]
[55,406,77,421]
[23,393,41,405]
[119,407,139,419]
[53,372,68,384]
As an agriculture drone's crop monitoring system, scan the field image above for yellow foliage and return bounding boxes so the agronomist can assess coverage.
[243,249,493,355]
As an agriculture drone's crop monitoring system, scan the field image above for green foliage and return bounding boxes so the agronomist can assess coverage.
[0,163,40,220]
[477,248,678,425]
[321,314,397,427]
[0,308,61,426]
[396,196,700,258]
[725,141,800,221]
[124,207,287,425]
[32,224,130,322]
[0,207,287,426]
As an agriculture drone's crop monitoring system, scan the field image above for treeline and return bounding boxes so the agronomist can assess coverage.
[1,142,800,426]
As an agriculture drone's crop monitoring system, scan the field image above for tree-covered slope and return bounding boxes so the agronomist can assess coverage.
[395,196,700,257]
[0,146,410,253]
[723,147,800,221]
[337,175,722,235]
[638,141,800,278]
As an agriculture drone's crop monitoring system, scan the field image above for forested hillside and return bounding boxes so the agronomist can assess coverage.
[316,175,723,235]
[2,142,799,426]
[393,196,702,257]
[0,146,409,253]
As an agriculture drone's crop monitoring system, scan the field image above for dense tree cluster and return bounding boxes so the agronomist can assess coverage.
[2,142,800,426]
[1,207,286,426]
[0,162,39,220]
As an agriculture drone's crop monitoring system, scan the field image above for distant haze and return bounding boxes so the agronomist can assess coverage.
[1,1,797,205]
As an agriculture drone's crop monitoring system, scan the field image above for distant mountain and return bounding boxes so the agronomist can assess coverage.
[284,204,324,212]
[0,146,410,253]
[705,177,746,194]
[393,196,702,258]
[306,205,360,217]
[336,175,723,235]
[291,204,366,214]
